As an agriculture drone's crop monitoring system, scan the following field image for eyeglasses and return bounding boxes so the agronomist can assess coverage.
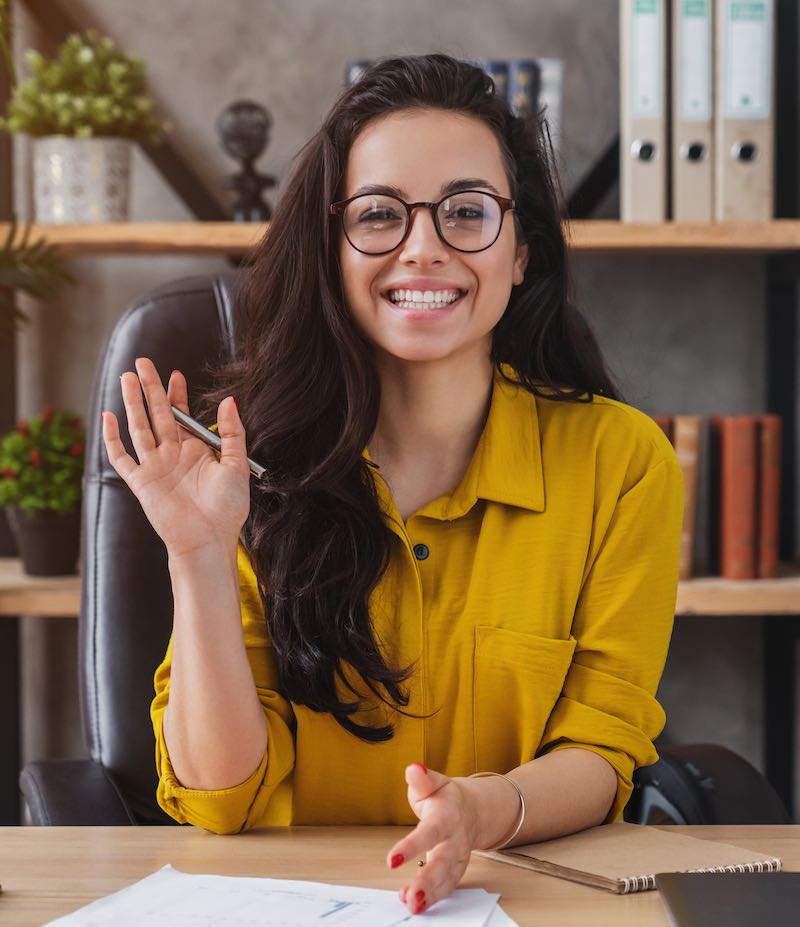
[329,190,515,255]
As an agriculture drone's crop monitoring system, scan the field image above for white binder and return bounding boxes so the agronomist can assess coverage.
[673,0,714,221]
[620,0,667,222]
[714,0,775,220]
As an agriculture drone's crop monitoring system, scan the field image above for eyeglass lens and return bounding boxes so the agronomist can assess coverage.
[342,192,503,254]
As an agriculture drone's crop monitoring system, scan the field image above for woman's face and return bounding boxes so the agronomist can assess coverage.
[337,109,528,367]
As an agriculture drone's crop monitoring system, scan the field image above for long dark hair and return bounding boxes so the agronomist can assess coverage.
[200,54,622,742]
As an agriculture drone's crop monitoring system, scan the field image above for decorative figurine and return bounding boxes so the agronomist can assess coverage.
[215,100,276,222]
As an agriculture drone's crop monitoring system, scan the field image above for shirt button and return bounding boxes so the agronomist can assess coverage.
[413,543,430,561]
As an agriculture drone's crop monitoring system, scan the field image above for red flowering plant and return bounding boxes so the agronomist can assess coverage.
[0,407,85,512]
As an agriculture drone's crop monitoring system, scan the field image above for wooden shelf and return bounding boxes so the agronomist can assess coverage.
[569,220,800,253]
[0,559,80,617]
[3,220,800,256]
[676,565,800,616]
[0,556,797,619]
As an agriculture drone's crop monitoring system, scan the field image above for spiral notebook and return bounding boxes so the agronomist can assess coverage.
[474,823,781,894]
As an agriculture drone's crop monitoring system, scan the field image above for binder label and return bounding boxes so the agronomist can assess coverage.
[679,0,711,121]
[631,0,662,118]
[724,0,773,118]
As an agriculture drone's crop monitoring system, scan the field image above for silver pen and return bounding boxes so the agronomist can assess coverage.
[171,405,266,479]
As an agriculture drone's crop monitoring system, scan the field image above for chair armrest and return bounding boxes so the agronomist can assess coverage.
[20,759,137,825]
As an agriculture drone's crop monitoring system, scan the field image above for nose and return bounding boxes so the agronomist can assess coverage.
[397,205,449,265]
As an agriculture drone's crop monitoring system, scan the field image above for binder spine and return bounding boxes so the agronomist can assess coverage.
[623,857,783,893]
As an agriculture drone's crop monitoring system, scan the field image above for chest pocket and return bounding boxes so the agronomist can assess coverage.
[473,626,576,772]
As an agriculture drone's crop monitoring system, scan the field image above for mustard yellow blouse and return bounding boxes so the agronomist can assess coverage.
[151,367,683,834]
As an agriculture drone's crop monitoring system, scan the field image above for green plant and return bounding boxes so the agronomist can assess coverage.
[0,407,85,512]
[0,215,76,330]
[0,29,168,141]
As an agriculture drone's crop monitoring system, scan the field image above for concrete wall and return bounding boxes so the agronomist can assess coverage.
[10,0,799,816]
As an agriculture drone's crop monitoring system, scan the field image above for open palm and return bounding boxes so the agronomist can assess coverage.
[101,357,251,558]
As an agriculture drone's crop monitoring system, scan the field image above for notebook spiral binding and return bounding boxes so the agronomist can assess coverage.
[622,858,783,894]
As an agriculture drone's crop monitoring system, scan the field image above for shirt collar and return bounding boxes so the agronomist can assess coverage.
[367,364,545,524]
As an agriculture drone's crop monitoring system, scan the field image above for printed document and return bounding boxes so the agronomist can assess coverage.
[43,865,518,926]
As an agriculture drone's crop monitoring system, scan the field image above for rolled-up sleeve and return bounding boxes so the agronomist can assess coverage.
[537,454,684,822]
[150,543,295,833]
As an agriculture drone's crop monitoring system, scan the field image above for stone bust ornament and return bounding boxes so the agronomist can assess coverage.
[215,100,277,221]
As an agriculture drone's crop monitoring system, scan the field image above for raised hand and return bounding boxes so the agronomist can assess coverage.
[101,356,251,559]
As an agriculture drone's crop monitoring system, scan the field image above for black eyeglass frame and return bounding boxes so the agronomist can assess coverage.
[329,190,516,256]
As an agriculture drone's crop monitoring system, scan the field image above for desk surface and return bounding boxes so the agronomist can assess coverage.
[0,825,798,925]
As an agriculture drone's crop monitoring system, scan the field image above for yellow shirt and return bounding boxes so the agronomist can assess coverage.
[151,367,683,834]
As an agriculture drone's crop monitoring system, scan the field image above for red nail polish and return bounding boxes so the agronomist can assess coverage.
[415,890,427,913]
[414,762,428,775]
[390,853,404,869]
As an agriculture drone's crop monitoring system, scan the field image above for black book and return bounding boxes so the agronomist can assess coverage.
[656,871,800,927]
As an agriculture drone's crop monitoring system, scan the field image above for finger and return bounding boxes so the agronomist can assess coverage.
[166,370,190,444]
[388,814,449,870]
[120,370,156,462]
[405,762,450,803]
[166,368,189,415]
[216,395,249,474]
[101,410,139,484]
[134,356,179,447]
[402,841,470,916]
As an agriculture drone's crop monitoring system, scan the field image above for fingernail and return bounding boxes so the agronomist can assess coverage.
[170,370,179,378]
[101,412,106,424]
[415,890,427,913]
[413,762,428,775]
[390,853,404,869]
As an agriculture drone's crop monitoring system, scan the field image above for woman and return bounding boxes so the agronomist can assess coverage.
[102,54,683,915]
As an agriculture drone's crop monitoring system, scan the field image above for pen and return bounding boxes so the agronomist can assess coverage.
[170,405,266,480]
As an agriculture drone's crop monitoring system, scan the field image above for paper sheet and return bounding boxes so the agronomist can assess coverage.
[44,865,518,926]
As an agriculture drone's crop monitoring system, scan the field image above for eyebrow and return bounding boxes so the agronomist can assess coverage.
[349,178,503,199]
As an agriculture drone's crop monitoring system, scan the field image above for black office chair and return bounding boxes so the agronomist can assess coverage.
[624,743,790,825]
[18,272,792,826]
[20,272,241,825]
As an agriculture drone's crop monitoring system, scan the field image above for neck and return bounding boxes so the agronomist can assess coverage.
[369,349,494,470]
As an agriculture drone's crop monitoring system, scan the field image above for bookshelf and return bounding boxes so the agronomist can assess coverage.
[4,220,800,256]
[2,557,799,619]
[0,559,79,617]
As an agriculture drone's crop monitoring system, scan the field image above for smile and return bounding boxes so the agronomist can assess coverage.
[383,288,465,310]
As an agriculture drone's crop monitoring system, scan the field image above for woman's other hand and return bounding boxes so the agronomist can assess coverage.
[386,763,484,915]
[101,356,251,559]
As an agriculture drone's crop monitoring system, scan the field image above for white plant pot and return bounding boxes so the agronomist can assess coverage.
[32,136,132,223]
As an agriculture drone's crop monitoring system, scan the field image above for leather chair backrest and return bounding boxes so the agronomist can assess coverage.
[80,272,240,823]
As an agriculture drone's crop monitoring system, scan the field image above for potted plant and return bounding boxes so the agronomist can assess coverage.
[0,407,85,575]
[0,29,169,223]
[0,214,76,333]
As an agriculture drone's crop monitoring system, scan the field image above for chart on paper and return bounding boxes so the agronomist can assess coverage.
[44,865,510,927]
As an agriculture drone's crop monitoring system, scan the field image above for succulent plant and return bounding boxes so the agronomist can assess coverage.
[0,29,169,141]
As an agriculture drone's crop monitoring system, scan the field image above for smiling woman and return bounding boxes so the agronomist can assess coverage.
[100,54,683,918]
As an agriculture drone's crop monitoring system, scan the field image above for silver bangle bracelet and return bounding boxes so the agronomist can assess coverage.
[468,771,526,850]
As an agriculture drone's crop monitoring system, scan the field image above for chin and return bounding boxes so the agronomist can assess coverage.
[378,338,474,365]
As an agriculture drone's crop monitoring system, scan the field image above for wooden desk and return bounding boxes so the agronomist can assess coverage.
[0,825,798,925]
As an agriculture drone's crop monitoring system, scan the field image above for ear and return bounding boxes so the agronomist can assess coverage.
[512,241,529,286]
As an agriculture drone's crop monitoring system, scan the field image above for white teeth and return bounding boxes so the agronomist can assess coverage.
[385,288,462,308]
